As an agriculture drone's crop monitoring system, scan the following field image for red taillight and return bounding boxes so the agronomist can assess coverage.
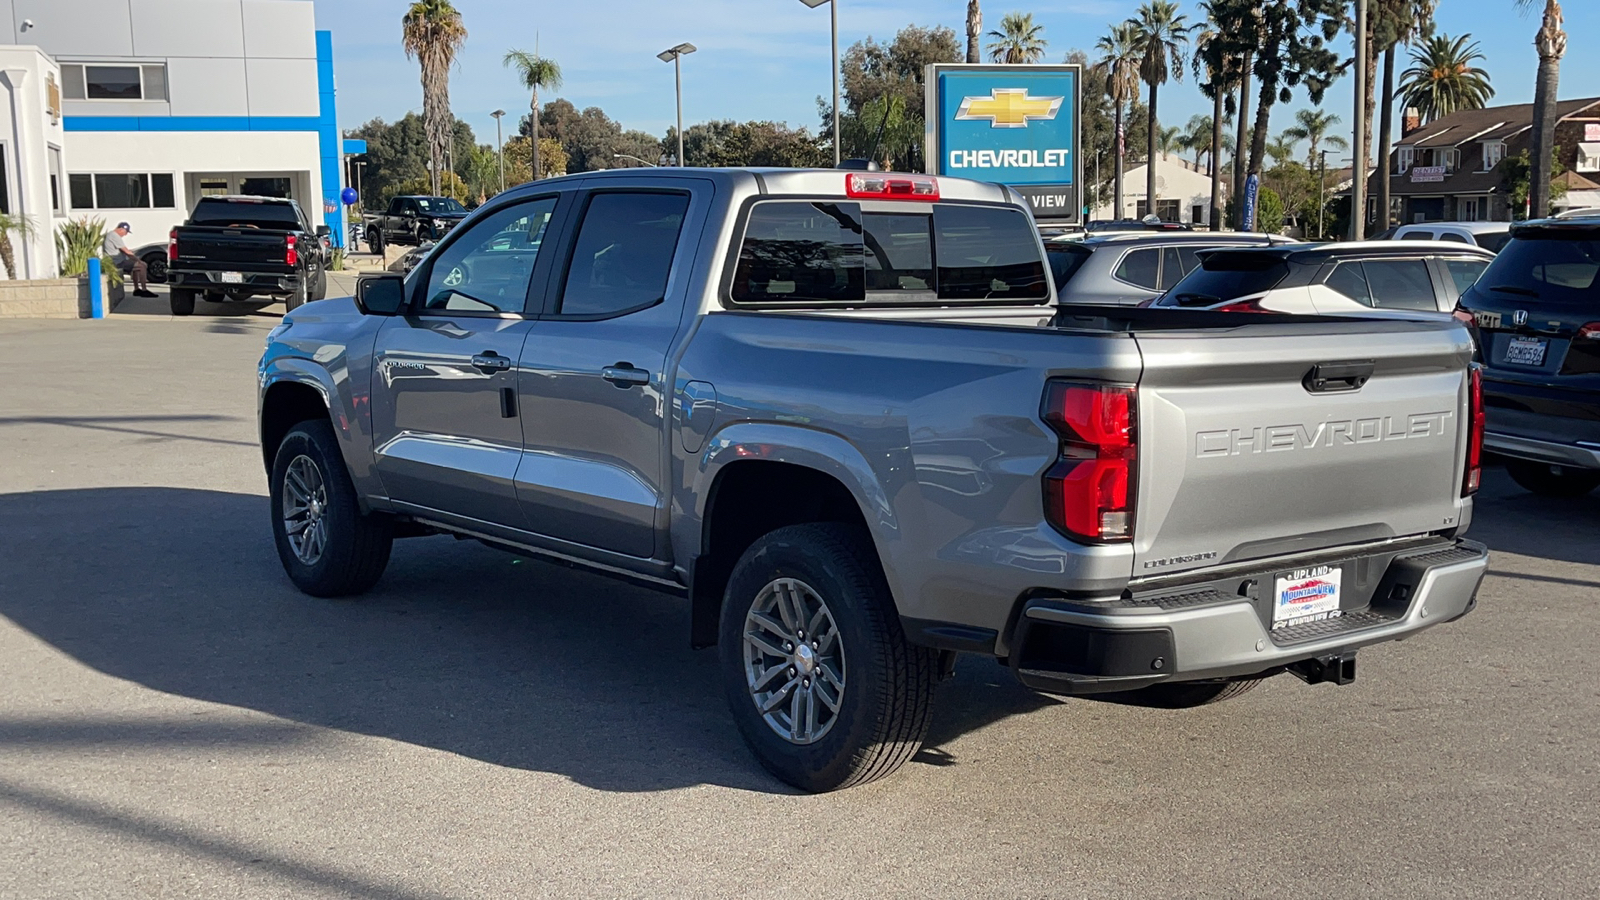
[845,173,939,201]
[1215,298,1270,313]
[1041,381,1136,543]
[1452,308,1475,328]
[1577,322,1600,341]
[1463,364,1484,496]
[285,234,298,267]
[168,228,178,262]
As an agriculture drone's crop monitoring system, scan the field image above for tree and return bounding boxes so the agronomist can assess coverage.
[1193,1,1242,230]
[966,1,982,63]
[1398,34,1494,125]
[1095,22,1142,219]
[1517,1,1567,219]
[830,25,960,170]
[504,49,562,182]
[1255,186,1286,233]
[1266,132,1300,169]
[1373,2,1437,233]
[1503,147,1568,219]
[1070,48,1150,217]
[1130,0,1191,218]
[671,120,828,168]
[987,12,1047,64]
[1282,107,1346,168]
[347,112,476,210]
[401,0,467,197]
[0,212,34,280]
[502,135,567,182]
[1157,125,1183,158]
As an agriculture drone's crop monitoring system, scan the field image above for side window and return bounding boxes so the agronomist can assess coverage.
[1445,258,1489,295]
[1439,232,1470,244]
[1399,230,1435,241]
[1363,258,1438,311]
[1325,261,1372,305]
[558,191,690,317]
[1159,246,1186,291]
[1113,248,1161,289]
[421,196,557,314]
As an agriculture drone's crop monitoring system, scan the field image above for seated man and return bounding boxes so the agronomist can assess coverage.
[102,222,158,298]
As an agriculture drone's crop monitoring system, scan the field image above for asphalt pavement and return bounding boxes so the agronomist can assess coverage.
[1,299,1597,898]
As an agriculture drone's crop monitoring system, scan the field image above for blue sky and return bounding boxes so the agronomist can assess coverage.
[316,0,1600,158]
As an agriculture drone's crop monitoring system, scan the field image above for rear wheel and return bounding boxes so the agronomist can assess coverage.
[1505,460,1600,498]
[284,276,309,312]
[719,523,939,793]
[1102,677,1264,709]
[367,227,384,257]
[169,288,196,316]
[144,253,168,283]
[269,419,393,597]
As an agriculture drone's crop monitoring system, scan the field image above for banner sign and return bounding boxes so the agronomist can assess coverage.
[925,63,1082,221]
[1242,174,1259,232]
[1410,165,1447,183]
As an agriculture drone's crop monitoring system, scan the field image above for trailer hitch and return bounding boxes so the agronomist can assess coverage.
[1288,651,1357,686]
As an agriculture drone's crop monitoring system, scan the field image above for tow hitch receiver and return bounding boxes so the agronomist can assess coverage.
[1289,651,1357,685]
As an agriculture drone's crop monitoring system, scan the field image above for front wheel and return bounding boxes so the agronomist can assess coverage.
[144,254,168,283]
[1505,459,1600,498]
[269,419,393,597]
[719,523,939,793]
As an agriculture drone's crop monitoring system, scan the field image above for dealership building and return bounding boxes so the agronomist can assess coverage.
[0,0,342,279]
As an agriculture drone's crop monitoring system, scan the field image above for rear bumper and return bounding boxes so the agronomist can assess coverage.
[1008,538,1488,695]
[170,269,301,294]
[1485,432,1600,471]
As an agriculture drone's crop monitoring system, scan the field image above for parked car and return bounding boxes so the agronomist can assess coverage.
[363,195,470,250]
[1150,241,1495,314]
[1047,231,1298,306]
[1390,221,1512,253]
[166,195,330,316]
[1552,207,1600,220]
[1085,218,1194,234]
[258,168,1488,792]
[130,241,174,283]
[393,241,436,276]
[1456,216,1600,496]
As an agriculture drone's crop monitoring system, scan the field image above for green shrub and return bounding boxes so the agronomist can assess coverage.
[55,217,106,278]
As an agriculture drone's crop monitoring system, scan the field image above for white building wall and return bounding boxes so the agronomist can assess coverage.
[0,45,67,279]
[1092,156,1222,225]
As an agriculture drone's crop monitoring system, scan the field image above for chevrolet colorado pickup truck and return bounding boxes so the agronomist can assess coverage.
[258,168,1489,792]
[363,194,469,251]
[168,196,329,315]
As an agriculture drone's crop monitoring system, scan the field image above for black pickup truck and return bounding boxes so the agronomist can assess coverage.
[167,196,330,316]
[363,195,469,250]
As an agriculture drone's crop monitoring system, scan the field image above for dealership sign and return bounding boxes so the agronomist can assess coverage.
[925,64,1082,221]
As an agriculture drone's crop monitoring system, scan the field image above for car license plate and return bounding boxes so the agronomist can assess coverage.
[1272,565,1343,630]
[221,271,243,284]
[1504,336,1548,367]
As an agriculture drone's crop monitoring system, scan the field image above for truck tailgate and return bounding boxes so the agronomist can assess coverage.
[173,228,292,271]
[1130,319,1472,578]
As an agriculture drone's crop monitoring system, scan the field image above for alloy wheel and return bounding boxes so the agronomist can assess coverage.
[282,454,330,565]
[742,577,846,745]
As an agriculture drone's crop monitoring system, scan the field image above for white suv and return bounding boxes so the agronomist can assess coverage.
[1391,221,1511,253]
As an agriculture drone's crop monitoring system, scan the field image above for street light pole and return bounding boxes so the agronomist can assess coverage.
[1095,149,1102,221]
[1350,0,1368,241]
[491,109,506,193]
[799,0,840,166]
[1318,149,1327,239]
[658,43,697,166]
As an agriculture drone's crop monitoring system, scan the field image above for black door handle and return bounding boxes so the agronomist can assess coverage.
[1304,359,1375,393]
[602,363,650,388]
[471,352,512,373]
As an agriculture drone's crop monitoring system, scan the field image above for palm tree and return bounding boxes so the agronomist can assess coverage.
[1266,133,1300,170]
[504,49,562,181]
[966,1,983,64]
[1399,35,1495,124]
[1517,1,1566,218]
[1095,22,1142,219]
[1157,125,1183,159]
[1192,1,1237,230]
[1283,108,1348,168]
[0,212,34,280]
[986,12,1047,64]
[1368,1,1438,232]
[401,0,467,197]
[1179,113,1232,174]
[1129,0,1191,219]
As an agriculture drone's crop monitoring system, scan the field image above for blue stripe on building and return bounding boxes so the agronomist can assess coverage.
[316,30,344,247]
[64,116,322,132]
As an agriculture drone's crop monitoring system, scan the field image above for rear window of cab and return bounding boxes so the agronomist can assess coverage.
[729,201,1049,305]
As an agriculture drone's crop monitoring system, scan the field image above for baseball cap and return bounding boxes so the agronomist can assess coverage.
[117,222,131,230]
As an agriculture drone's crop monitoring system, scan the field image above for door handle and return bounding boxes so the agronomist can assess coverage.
[602,363,651,388]
[1303,359,1375,393]
[471,352,512,373]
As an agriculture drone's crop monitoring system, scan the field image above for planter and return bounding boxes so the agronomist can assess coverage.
[0,274,118,319]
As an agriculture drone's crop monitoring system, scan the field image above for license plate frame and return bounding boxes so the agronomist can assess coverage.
[220,271,244,284]
[1272,565,1344,630]
[1504,336,1548,367]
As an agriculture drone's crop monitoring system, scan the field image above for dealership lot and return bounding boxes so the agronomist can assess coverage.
[1,309,1597,898]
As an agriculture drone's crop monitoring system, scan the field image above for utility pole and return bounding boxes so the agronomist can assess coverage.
[798,0,840,166]
[1318,149,1327,239]
[1350,0,1368,241]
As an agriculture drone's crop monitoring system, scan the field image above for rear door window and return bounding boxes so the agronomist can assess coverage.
[1325,261,1372,305]
[558,191,690,317]
[1363,258,1438,311]
[1113,248,1160,289]
[1439,232,1470,244]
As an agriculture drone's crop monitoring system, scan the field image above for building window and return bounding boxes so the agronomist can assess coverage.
[1482,142,1505,171]
[59,63,168,101]
[1396,146,1414,174]
[1579,143,1600,174]
[50,147,67,214]
[67,173,177,209]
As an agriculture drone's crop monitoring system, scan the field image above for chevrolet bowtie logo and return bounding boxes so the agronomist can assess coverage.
[955,88,1064,128]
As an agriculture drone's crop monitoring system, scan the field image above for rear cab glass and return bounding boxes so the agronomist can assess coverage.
[188,198,301,229]
[729,200,1048,306]
[1161,251,1291,307]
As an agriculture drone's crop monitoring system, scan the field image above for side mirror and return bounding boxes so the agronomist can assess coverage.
[315,224,331,237]
[355,274,405,315]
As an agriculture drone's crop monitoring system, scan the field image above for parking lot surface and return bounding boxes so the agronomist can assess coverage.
[1,302,1597,898]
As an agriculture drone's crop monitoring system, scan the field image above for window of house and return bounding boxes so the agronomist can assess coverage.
[1396,146,1414,174]
[67,173,177,209]
[1579,143,1600,174]
[49,146,66,214]
[59,63,168,101]
[1482,142,1505,171]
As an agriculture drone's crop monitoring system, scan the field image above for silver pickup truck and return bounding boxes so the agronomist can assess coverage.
[258,168,1489,792]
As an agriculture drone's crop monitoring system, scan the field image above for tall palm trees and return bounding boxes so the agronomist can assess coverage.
[1192,2,1235,230]
[966,1,982,64]
[1399,35,1495,124]
[1130,1,1190,219]
[986,12,1047,64]
[1283,108,1347,168]
[504,49,563,180]
[401,0,467,197]
[1518,0,1566,218]
[1095,23,1141,219]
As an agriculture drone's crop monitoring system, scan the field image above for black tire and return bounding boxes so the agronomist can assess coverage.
[1102,677,1264,709]
[268,419,393,597]
[144,254,168,284]
[285,276,309,312]
[311,265,328,301]
[169,288,196,316]
[224,290,252,303]
[719,523,939,793]
[1505,459,1600,498]
[367,227,384,257]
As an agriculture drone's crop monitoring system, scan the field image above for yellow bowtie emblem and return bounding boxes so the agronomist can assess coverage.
[955,89,1064,128]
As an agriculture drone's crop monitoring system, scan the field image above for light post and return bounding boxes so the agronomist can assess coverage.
[798,0,840,166]
[1094,149,1102,221]
[613,154,659,168]
[1318,149,1327,239]
[491,109,506,193]
[1349,0,1368,240]
[657,43,697,168]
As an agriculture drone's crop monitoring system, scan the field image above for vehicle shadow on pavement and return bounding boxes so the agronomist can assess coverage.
[114,286,283,319]
[1463,467,1600,567]
[0,487,1050,793]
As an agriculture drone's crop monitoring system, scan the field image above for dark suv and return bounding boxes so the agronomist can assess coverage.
[1457,217,1600,497]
